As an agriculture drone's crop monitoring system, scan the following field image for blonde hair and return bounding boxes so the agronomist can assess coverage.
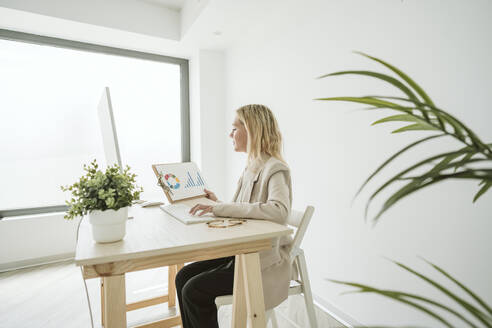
[236,104,285,163]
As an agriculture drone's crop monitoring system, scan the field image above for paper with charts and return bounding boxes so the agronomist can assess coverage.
[152,162,207,202]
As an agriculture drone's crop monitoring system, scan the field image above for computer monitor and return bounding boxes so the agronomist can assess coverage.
[97,87,136,218]
[97,87,122,168]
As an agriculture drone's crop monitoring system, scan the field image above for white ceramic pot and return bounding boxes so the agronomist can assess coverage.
[88,207,128,243]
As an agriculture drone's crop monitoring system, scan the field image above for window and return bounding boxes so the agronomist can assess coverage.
[0,30,189,217]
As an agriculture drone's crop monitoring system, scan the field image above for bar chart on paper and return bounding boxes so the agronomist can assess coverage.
[152,162,208,201]
[185,171,205,188]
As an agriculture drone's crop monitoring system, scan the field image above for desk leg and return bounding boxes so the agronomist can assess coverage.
[101,279,105,326]
[232,255,247,328]
[235,253,267,328]
[168,265,177,307]
[103,274,127,328]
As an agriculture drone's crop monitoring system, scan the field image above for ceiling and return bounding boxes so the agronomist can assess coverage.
[139,0,187,11]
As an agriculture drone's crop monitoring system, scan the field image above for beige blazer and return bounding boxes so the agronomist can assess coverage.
[213,154,293,309]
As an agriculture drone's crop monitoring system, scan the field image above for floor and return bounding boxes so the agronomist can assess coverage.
[0,260,344,327]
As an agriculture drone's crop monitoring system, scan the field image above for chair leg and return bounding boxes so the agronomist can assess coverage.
[297,252,318,328]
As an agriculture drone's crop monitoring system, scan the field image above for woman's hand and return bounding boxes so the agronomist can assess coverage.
[189,204,214,216]
[204,188,218,202]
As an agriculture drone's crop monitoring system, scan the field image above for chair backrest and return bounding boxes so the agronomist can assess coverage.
[286,206,314,261]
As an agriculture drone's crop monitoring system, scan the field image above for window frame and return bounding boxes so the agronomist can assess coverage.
[0,28,190,218]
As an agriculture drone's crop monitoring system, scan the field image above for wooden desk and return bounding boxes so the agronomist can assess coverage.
[75,205,292,328]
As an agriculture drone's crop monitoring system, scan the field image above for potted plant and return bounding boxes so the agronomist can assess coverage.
[61,159,143,243]
[317,53,492,327]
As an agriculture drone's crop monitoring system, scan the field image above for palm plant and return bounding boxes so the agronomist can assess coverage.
[317,52,492,327]
[317,52,492,224]
[329,258,492,328]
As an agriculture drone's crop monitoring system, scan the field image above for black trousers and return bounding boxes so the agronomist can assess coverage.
[175,256,235,328]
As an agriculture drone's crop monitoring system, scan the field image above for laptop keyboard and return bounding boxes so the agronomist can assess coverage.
[160,203,214,224]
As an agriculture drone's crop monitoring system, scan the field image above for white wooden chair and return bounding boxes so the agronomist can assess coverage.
[215,206,318,327]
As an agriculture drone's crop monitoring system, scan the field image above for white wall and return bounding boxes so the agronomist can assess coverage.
[198,50,227,199]
[0,214,80,271]
[189,49,227,199]
[224,0,492,326]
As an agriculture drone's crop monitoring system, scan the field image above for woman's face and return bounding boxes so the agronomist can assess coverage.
[230,116,248,152]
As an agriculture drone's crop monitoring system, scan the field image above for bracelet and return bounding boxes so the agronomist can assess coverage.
[207,219,246,228]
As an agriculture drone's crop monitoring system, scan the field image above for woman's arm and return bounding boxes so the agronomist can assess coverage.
[189,173,244,216]
[212,170,290,224]
[204,188,221,202]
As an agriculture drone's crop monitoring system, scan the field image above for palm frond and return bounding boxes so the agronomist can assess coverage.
[373,170,492,223]
[318,71,420,104]
[328,259,492,327]
[331,279,480,328]
[353,134,445,203]
[317,53,492,223]
[322,95,491,156]
[364,147,480,220]
[317,96,443,135]
[353,51,436,107]
[392,261,492,327]
[370,96,492,155]
[372,114,428,125]
[474,181,492,202]
[320,52,492,328]
[419,258,492,316]
[329,279,456,328]
[454,153,475,172]
[392,123,440,133]
[315,96,413,112]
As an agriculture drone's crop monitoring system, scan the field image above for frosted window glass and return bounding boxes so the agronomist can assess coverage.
[0,39,182,210]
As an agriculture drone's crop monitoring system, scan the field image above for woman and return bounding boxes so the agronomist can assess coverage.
[175,104,293,328]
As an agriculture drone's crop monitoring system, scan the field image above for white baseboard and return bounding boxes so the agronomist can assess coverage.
[0,252,74,272]
[313,293,363,327]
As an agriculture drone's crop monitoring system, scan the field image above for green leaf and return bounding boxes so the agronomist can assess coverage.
[372,114,422,125]
[473,181,492,203]
[372,179,423,223]
[385,291,481,328]
[319,96,445,133]
[373,96,492,154]
[355,52,435,106]
[362,287,478,328]
[454,153,474,172]
[392,260,492,327]
[315,96,411,111]
[428,153,465,176]
[373,170,492,223]
[420,258,492,316]
[392,123,440,133]
[318,70,420,103]
[407,159,492,181]
[439,111,468,140]
[353,134,445,202]
[329,279,455,328]
[365,147,476,220]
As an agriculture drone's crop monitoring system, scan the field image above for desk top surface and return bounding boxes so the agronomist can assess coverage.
[75,205,292,266]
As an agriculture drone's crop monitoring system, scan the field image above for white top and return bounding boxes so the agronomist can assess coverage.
[75,205,292,266]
